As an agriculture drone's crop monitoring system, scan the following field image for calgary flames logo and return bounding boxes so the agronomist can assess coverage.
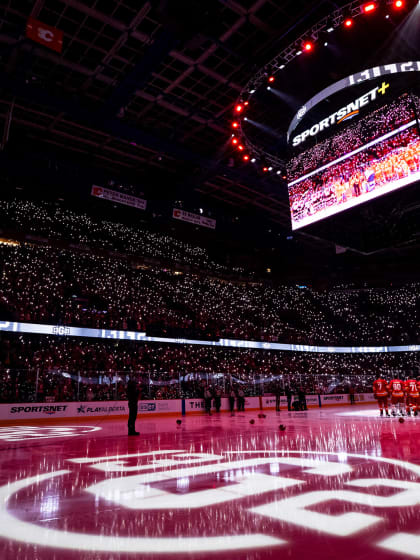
[0,449,419,557]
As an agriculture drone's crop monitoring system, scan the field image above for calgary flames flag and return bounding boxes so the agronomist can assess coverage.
[26,17,63,53]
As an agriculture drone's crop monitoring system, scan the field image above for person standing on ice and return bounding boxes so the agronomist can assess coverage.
[388,377,405,416]
[373,376,390,417]
[127,376,140,435]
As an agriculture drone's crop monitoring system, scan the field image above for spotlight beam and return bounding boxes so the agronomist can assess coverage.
[244,119,284,139]
[266,87,303,110]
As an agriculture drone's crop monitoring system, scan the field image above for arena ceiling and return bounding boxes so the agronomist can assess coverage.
[0,0,419,253]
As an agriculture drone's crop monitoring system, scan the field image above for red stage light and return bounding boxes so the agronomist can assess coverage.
[235,104,243,113]
[268,76,275,83]
[263,167,268,172]
[304,42,313,51]
[363,3,376,13]
[243,155,249,162]
[231,137,238,145]
[232,121,239,129]
[244,101,249,106]
[238,144,244,151]
[394,0,403,7]
[344,18,353,27]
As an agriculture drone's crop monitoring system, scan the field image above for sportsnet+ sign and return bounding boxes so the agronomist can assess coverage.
[292,82,389,147]
[287,61,420,143]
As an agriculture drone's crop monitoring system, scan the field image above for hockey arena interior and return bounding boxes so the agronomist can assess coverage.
[0,1,420,559]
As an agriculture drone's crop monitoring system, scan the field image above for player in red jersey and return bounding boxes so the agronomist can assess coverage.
[373,377,390,417]
[388,378,405,416]
[417,377,420,409]
[404,378,420,416]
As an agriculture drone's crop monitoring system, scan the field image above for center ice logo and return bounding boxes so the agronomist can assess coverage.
[0,450,419,556]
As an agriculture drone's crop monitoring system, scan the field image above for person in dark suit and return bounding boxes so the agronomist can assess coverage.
[275,383,282,412]
[237,388,245,412]
[204,385,213,415]
[229,387,236,416]
[285,385,293,411]
[214,386,222,412]
[127,376,140,435]
[298,386,307,411]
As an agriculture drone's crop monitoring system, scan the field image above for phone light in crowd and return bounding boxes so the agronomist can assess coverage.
[304,41,313,51]
[232,121,239,129]
[363,2,376,13]
[344,18,353,27]
[235,104,243,113]
[268,76,275,83]
[231,137,238,145]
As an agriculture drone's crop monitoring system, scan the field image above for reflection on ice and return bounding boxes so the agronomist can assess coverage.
[0,406,419,559]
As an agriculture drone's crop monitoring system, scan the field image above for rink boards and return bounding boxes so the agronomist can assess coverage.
[0,393,376,422]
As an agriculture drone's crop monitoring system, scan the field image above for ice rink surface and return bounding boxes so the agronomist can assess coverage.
[0,404,419,560]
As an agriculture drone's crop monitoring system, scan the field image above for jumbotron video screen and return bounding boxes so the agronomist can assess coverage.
[287,92,420,230]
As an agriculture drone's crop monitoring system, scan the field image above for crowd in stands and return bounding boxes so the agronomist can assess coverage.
[1,195,419,406]
[0,199,238,274]
[1,243,419,345]
[287,93,419,181]
[0,334,416,403]
[0,243,322,342]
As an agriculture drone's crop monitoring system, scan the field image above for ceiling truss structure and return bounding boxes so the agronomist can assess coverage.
[0,0,355,225]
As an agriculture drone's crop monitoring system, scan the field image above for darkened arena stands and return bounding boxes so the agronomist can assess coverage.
[0,2,420,559]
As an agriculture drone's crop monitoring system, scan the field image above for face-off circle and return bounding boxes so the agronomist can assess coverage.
[0,449,419,558]
[0,425,102,442]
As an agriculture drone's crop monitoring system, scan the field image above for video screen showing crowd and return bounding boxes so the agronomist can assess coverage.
[288,93,420,230]
[373,376,420,417]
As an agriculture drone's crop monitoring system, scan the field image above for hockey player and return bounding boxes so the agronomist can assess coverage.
[388,377,405,416]
[404,377,419,417]
[373,377,390,417]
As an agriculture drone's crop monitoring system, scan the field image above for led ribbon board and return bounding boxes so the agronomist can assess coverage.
[287,62,420,144]
[1,320,420,353]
